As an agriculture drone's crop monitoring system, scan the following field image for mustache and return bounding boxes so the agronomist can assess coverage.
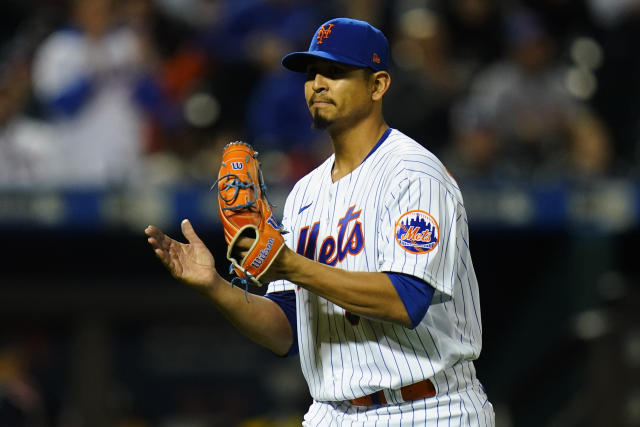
[309,96,334,106]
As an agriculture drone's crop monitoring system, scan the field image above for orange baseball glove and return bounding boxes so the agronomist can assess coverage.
[214,141,285,287]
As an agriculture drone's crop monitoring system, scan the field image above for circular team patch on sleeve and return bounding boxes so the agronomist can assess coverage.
[394,210,439,254]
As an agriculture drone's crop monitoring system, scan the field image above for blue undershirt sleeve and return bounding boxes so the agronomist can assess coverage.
[385,272,435,329]
[133,74,163,113]
[264,290,298,356]
[49,76,94,117]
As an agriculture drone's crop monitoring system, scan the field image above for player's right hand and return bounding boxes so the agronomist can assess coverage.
[145,219,217,291]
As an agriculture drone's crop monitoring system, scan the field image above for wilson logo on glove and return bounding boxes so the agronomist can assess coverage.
[214,141,286,289]
[250,237,274,269]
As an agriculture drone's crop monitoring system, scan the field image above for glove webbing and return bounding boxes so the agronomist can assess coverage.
[213,172,258,212]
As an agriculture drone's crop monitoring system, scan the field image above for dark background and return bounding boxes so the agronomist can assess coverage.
[2,196,638,427]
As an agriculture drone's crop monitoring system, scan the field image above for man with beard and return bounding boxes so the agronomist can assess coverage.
[146,17,494,426]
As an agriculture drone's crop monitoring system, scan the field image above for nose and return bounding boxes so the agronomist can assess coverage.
[310,72,328,92]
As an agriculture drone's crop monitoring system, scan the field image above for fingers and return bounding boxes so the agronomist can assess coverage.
[145,225,171,263]
[145,225,165,248]
[234,236,254,252]
[144,224,161,239]
[230,236,255,261]
[181,219,202,244]
[145,225,170,249]
[145,226,160,249]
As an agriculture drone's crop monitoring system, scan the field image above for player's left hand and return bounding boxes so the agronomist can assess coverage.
[230,236,253,260]
[215,141,286,286]
[230,235,290,284]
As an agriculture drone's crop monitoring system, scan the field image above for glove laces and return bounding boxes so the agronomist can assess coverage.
[228,263,252,302]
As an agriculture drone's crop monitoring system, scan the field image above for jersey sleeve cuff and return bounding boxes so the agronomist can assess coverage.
[385,272,435,328]
[264,290,298,356]
[379,261,453,298]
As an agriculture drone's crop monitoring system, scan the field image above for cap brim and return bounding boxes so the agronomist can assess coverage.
[281,50,369,72]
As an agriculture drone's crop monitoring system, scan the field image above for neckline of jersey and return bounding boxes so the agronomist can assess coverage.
[362,127,392,164]
[329,127,392,184]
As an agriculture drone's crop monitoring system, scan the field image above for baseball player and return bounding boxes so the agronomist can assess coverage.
[146,18,495,426]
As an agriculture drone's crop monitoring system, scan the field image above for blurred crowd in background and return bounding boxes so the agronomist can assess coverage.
[0,0,639,191]
[2,1,640,426]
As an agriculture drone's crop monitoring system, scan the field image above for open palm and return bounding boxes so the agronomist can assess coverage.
[145,219,216,289]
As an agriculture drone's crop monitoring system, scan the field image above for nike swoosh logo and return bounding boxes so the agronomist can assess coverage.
[298,202,313,214]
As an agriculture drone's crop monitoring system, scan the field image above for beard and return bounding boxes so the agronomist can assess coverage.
[311,111,333,130]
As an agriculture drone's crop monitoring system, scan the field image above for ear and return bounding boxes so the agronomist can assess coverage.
[371,71,391,101]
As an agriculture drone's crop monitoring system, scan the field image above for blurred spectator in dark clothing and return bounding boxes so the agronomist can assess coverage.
[440,0,504,84]
[586,0,640,174]
[331,0,390,30]
[31,0,166,188]
[446,9,612,182]
[117,0,208,165]
[520,0,596,46]
[384,7,463,155]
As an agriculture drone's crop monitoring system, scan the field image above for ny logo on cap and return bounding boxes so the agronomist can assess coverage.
[316,24,334,44]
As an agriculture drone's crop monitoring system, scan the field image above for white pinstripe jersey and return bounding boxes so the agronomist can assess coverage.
[267,128,483,403]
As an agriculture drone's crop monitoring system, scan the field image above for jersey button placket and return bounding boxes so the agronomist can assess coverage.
[326,187,334,222]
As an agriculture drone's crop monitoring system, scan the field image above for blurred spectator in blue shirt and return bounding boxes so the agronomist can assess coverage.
[192,0,320,136]
[208,0,327,185]
[31,0,165,188]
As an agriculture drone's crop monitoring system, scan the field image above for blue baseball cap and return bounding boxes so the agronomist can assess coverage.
[282,18,389,73]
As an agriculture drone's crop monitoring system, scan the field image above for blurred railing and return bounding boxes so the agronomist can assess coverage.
[0,179,637,233]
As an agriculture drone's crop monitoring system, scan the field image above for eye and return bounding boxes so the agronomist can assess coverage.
[305,66,319,81]
[305,63,349,80]
[328,65,345,78]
